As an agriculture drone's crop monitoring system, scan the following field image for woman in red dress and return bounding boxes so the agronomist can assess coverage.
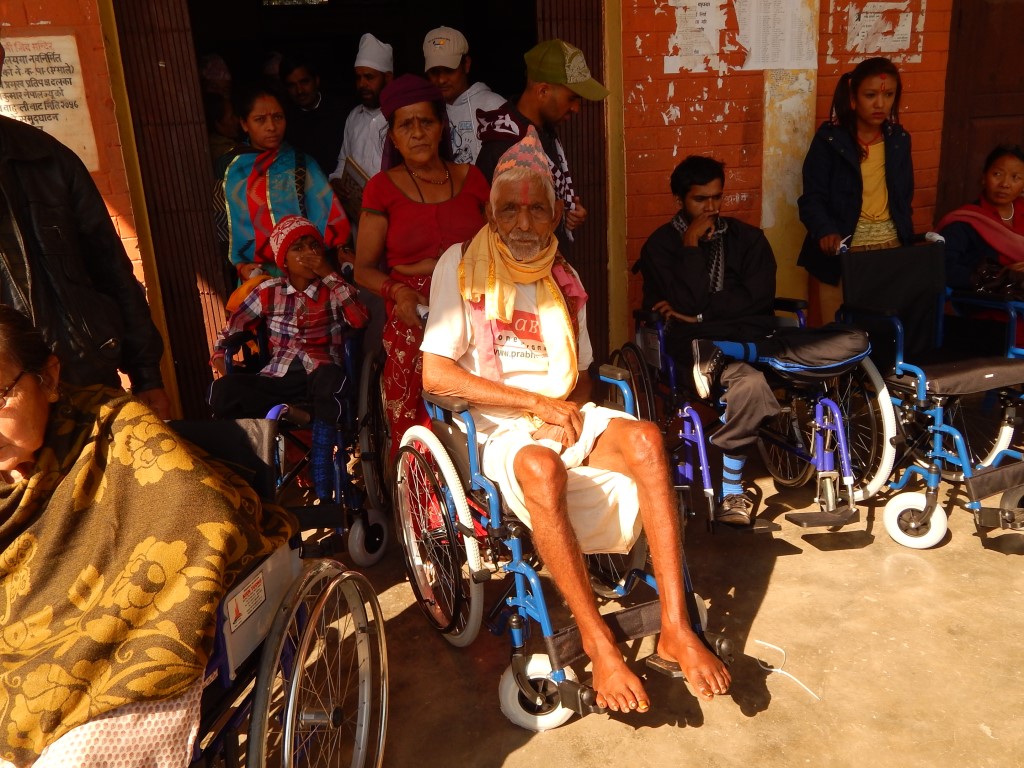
[354,75,489,456]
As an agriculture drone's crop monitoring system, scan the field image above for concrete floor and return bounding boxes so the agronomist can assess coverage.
[361,470,1024,768]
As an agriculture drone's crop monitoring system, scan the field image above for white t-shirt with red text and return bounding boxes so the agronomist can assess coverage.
[421,242,593,432]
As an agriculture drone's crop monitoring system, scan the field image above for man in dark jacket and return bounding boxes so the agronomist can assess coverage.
[475,39,607,253]
[0,43,170,417]
[635,155,780,525]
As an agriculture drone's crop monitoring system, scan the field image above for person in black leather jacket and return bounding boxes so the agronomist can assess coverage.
[0,42,169,417]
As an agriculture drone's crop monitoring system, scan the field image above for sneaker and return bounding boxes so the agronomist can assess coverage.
[715,492,755,526]
[691,339,725,400]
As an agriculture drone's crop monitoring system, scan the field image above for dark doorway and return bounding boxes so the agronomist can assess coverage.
[114,0,610,415]
[186,2,537,119]
[936,0,1024,219]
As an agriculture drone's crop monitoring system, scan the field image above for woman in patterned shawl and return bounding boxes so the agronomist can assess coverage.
[0,306,296,766]
[216,83,350,283]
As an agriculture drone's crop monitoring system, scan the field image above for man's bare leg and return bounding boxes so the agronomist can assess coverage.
[513,444,650,713]
[586,418,731,701]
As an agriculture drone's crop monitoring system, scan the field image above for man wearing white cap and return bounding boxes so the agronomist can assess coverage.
[330,33,393,181]
[423,26,505,164]
[476,39,608,252]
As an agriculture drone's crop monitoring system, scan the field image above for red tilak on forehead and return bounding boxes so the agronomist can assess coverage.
[879,74,887,82]
[518,180,531,206]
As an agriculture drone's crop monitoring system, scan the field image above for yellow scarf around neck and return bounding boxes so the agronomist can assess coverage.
[458,226,578,399]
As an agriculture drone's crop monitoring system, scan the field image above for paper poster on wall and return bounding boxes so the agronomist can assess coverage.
[827,0,925,64]
[0,33,100,171]
[664,0,747,74]
[664,0,817,74]
[738,0,817,70]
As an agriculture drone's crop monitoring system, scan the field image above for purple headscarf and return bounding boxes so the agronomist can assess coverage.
[379,74,453,170]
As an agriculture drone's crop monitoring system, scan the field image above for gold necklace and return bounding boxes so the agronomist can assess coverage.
[406,162,450,185]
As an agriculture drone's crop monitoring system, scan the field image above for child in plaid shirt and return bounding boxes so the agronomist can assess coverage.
[210,215,369,501]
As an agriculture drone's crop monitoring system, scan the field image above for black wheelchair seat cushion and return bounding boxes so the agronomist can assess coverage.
[885,356,1024,396]
[759,325,871,383]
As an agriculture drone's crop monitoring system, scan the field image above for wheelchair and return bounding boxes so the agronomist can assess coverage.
[391,366,732,731]
[621,306,897,531]
[167,419,388,767]
[217,327,389,567]
[356,346,392,518]
[840,243,1024,548]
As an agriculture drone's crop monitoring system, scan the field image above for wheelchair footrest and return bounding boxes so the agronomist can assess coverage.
[713,517,780,534]
[557,680,606,717]
[288,503,344,530]
[645,653,685,678]
[973,506,1024,531]
[300,532,343,558]
[785,506,859,528]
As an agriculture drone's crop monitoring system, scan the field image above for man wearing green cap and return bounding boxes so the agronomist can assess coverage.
[476,39,608,252]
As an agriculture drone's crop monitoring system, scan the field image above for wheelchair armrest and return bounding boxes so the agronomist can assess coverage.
[422,391,471,415]
[598,363,628,382]
[773,297,808,313]
[633,308,662,325]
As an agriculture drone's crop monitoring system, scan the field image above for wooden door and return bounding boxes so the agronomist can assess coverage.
[937,0,1024,219]
[114,0,229,418]
[537,4,610,361]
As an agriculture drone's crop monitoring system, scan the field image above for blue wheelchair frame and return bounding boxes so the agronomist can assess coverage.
[840,244,1024,546]
[630,304,883,531]
[219,328,388,565]
[165,419,388,767]
[399,365,731,727]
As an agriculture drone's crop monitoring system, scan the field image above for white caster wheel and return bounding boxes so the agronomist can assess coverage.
[883,492,947,549]
[347,507,389,566]
[499,654,578,732]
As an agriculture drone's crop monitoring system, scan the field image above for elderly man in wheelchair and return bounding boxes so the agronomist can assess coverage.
[417,127,730,714]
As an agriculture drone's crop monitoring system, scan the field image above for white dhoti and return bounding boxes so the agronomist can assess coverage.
[481,403,642,555]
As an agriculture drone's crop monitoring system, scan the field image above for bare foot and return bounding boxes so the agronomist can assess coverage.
[658,627,731,701]
[589,643,651,713]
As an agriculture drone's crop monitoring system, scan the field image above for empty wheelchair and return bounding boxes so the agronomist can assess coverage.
[168,419,388,768]
[840,244,1024,548]
[622,306,896,531]
[391,367,731,731]
[214,328,389,567]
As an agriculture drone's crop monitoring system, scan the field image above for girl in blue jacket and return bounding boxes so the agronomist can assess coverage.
[798,57,914,325]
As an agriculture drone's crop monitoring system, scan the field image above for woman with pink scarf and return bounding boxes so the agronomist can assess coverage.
[938,144,1024,351]
[938,144,1024,288]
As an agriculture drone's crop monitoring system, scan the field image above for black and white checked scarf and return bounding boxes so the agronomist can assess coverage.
[671,210,728,293]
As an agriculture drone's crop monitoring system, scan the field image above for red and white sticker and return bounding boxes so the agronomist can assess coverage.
[227,569,267,633]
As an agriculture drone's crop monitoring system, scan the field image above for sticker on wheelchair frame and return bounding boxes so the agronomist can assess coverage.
[227,568,267,633]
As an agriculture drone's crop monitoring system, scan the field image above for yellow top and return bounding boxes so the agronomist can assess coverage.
[852,142,898,246]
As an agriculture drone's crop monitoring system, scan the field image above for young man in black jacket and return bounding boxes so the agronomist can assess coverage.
[0,42,170,417]
[635,155,780,525]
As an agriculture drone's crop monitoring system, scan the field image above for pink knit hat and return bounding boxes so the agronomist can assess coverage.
[269,215,322,270]
[493,126,553,185]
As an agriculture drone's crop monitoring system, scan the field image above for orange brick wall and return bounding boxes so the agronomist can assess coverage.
[621,0,952,312]
[1,0,142,281]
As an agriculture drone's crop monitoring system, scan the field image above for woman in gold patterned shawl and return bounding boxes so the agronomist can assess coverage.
[0,306,297,766]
